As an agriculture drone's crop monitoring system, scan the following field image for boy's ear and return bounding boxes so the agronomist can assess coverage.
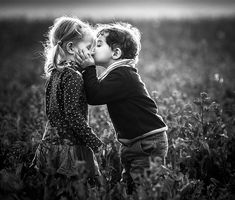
[112,48,122,60]
[66,42,74,55]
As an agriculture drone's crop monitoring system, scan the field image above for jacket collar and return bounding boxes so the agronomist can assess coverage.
[58,60,83,76]
[99,59,135,81]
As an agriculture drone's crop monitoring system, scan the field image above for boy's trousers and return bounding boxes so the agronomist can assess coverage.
[120,131,168,192]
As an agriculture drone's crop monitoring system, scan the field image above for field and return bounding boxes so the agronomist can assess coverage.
[0,17,235,199]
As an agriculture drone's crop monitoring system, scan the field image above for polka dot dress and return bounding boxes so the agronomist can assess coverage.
[34,61,102,177]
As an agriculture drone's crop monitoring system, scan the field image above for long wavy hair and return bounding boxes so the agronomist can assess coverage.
[43,16,93,78]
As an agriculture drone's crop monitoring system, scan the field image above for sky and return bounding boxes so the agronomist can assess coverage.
[1,0,235,3]
[1,0,235,20]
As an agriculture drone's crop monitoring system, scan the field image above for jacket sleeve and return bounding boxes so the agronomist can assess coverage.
[62,71,103,152]
[82,66,131,105]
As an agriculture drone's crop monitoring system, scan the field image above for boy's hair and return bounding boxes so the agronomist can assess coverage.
[44,16,94,78]
[96,22,141,63]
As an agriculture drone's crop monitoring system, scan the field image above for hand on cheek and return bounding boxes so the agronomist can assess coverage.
[75,49,95,69]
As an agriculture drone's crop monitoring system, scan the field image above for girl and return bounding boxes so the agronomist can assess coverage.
[32,16,103,199]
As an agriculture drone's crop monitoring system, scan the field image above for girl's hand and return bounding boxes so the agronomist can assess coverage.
[95,143,106,156]
[75,49,95,69]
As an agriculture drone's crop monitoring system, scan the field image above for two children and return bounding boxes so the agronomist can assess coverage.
[78,23,168,193]
[35,16,168,197]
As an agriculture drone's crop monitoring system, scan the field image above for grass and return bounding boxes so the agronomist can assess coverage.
[0,17,234,199]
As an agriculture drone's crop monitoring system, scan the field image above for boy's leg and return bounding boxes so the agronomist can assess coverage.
[140,131,168,165]
[120,140,150,194]
[120,159,136,194]
[120,131,168,193]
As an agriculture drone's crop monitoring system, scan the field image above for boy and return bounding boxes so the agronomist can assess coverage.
[78,23,168,193]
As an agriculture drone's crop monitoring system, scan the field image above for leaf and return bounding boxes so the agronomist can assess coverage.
[15,163,23,177]
[200,92,208,99]
[210,178,220,185]
[199,140,210,154]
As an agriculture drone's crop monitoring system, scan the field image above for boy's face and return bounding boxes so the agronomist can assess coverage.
[93,32,113,67]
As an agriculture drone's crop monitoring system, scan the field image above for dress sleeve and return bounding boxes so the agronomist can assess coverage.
[62,70,103,152]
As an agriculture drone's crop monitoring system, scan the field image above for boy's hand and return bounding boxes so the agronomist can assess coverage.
[75,49,95,69]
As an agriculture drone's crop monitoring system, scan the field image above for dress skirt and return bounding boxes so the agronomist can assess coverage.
[32,122,100,179]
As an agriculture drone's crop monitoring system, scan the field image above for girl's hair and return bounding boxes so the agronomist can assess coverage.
[96,22,141,63]
[44,16,93,78]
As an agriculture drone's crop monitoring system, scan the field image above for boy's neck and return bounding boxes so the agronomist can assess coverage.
[104,59,121,69]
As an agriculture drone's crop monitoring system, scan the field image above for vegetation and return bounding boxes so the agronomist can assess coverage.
[0,17,234,199]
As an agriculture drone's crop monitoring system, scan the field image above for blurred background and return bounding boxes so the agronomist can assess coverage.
[1,0,235,101]
[1,0,235,19]
[0,1,235,198]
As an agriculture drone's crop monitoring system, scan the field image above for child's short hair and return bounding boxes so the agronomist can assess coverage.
[96,22,141,63]
[44,16,94,78]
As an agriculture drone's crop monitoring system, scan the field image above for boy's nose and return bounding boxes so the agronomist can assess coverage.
[90,48,95,56]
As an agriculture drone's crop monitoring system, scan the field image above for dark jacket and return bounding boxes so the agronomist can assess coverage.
[83,65,167,140]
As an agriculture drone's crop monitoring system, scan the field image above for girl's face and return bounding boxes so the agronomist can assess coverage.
[74,32,96,55]
[93,33,113,67]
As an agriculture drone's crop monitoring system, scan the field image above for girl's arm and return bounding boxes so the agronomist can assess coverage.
[62,70,103,152]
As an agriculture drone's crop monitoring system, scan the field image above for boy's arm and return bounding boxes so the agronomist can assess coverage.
[63,71,103,152]
[82,66,130,105]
